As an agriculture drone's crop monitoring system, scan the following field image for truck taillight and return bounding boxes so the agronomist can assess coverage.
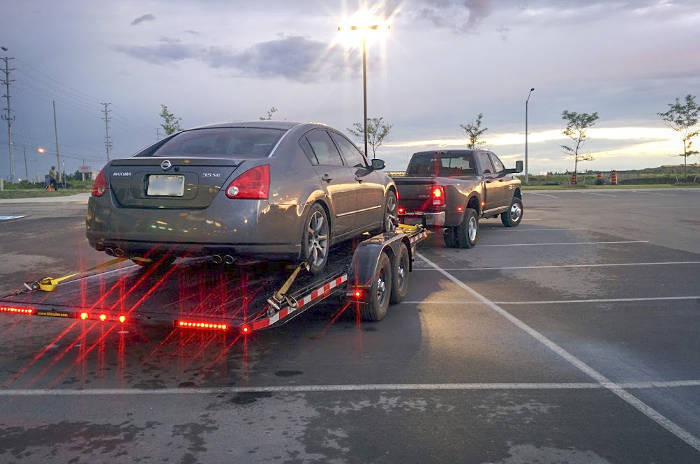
[432,186,445,206]
[92,169,106,197]
[225,165,270,199]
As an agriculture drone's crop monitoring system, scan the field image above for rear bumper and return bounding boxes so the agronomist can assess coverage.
[399,211,445,227]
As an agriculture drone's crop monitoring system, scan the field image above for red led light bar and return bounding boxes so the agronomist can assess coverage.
[177,321,229,331]
[0,306,34,315]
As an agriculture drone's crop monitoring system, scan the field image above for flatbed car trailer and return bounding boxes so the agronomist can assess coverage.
[0,225,428,335]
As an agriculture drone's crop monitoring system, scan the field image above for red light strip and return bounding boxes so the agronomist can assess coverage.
[177,321,229,331]
[0,306,34,315]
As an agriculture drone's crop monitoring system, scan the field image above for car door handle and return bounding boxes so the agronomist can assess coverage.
[321,173,332,183]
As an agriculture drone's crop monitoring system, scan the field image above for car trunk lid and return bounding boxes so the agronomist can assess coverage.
[107,157,243,209]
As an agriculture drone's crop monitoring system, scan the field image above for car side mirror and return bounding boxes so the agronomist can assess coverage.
[515,160,523,173]
[370,158,385,170]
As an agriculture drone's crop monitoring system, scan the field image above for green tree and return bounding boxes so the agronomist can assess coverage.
[460,113,488,149]
[561,110,599,180]
[347,117,393,158]
[159,105,182,135]
[657,94,699,183]
[259,106,278,120]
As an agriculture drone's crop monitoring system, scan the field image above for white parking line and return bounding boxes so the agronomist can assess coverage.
[416,252,700,452]
[412,261,700,272]
[402,296,699,305]
[484,227,589,232]
[480,240,648,247]
[0,380,698,396]
[527,192,557,199]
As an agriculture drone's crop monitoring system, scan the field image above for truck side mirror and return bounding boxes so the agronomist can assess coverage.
[371,158,385,170]
[515,160,523,173]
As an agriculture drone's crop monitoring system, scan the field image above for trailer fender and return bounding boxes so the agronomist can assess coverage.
[347,233,408,290]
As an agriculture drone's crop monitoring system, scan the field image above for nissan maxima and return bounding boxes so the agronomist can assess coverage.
[86,121,399,274]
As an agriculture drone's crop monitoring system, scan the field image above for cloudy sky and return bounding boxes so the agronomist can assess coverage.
[1,0,699,180]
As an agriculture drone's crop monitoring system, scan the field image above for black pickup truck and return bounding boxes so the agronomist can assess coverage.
[391,150,523,248]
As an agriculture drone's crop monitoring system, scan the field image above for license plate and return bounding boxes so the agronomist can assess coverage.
[147,175,185,196]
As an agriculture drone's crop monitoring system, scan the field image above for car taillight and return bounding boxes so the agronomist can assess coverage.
[225,165,270,199]
[432,186,445,206]
[92,169,106,197]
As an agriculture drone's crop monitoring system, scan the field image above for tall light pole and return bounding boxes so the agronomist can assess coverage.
[337,20,390,158]
[525,87,534,184]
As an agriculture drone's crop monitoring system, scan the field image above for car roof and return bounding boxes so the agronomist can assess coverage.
[192,121,302,130]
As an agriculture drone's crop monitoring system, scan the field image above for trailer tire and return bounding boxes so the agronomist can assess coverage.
[501,197,523,227]
[390,243,410,304]
[456,208,479,248]
[361,252,392,321]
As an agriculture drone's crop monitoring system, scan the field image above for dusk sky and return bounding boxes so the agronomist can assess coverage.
[1,0,699,180]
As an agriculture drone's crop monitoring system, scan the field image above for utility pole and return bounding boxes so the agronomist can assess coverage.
[524,87,535,184]
[52,100,61,183]
[23,145,28,180]
[1,55,15,183]
[101,102,112,160]
[82,158,86,182]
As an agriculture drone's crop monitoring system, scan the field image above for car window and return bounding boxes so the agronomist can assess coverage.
[475,151,494,174]
[138,128,286,158]
[405,152,477,177]
[489,152,505,173]
[299,137,319,165]
[305,130,344,166]
[330,133,366,168]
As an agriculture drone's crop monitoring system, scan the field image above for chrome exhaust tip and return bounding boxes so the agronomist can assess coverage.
[114,248,125,257]
[105,247,115,256]
[224,255,235,265]
[211,255,223,264]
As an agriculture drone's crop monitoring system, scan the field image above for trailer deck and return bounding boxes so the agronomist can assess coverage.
[0,227,428,334]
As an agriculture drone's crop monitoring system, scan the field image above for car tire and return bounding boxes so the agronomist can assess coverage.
[382,190,399,233]
[390,243,410,304]
[443,226,458,248]
[361,252,392,321]
[302,203,330,275]
[456,208,478,248]
[501,197,523,227]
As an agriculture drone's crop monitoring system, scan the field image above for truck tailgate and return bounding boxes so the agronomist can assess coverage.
[393,177,438,211]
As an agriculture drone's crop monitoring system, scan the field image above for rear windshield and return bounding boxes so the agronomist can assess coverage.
[405,152,477,177]
[138,128,286,158]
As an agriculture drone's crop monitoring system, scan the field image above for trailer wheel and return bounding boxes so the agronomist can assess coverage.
[361,252,392,321]
[390,243,410,304]
[456,208,478,248]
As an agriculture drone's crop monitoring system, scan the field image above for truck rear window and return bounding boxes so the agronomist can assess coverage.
[406,153,477,177]
[138,128,286,158]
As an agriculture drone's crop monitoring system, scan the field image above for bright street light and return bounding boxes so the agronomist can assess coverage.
[37,147,46,154]
[337,14,391,158]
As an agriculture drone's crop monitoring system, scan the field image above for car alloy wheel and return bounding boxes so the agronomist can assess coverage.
[384,192,398,232]
[307,210,329,268]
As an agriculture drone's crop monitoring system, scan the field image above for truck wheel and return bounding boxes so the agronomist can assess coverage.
[456,208,478,248]
[390,243,410,304]
[501,197,523,227]
[443,227,457,248]
[361,252,392,321]
[302,204,330,275]
[382,190,399,232]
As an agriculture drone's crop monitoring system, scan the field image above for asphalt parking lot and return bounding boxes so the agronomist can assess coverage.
[0,189,698,463]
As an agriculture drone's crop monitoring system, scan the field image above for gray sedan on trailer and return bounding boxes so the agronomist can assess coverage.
[86,121,398,274]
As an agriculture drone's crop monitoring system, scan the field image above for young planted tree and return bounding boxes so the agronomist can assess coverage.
[259,106,278,120]
[159,105,182,135]
[561,110,599,181]
[347,117,392,158]
[657,94,699,183]
[460,113,488,149]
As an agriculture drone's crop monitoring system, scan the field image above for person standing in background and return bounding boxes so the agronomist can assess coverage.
[48,166,58,190]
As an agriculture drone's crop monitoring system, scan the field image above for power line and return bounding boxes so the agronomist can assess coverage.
[1,56,15,182]
[101,102,112,160]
